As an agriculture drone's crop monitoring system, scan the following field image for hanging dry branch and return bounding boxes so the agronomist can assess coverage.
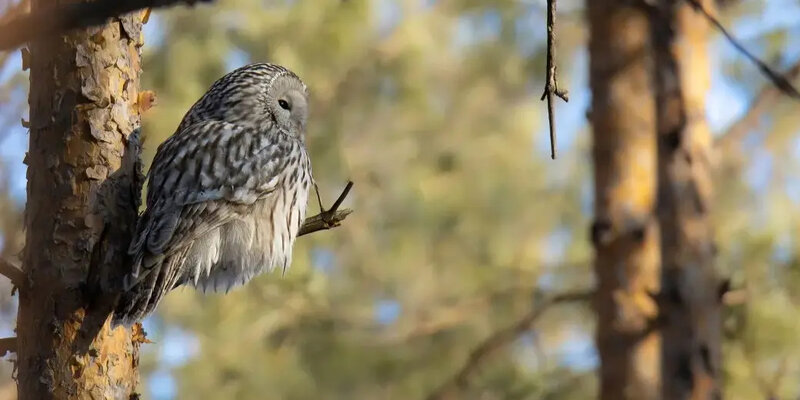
[540,0,568,160]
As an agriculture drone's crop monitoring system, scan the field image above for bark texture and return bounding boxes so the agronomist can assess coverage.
[16,2,145,398]
[651,1,722,398]
[587,1,661,399]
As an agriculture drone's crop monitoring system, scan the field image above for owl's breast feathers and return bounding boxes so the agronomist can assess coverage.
[113,120,311,327]
[190,141,313,291]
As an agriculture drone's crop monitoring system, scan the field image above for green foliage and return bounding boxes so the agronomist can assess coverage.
[1,0,799,399]
[139,0,591,399]
[134,0,800,398]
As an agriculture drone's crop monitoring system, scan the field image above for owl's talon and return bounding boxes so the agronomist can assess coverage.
[313,181,325,214]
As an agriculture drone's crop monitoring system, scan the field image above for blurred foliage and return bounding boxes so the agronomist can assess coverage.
[139,1,592,399]
[0,0,800,399]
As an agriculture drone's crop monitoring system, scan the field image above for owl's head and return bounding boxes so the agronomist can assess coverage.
[181,63,309,139]
[265,69,308,138]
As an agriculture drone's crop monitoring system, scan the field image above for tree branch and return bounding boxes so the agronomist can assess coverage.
[425,290,593,400]
[298,181,354,237]
[540,0,568,160]
[0,0,28,72]
[0,337,16,357]
[0,0,212,51]
[715,59,800,150]
[372,283,547,346]
[684,0,800,100]
[0,258,25,289]
[0,0,29,25]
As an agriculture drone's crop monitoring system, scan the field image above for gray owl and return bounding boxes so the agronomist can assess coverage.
[113,63,312,327]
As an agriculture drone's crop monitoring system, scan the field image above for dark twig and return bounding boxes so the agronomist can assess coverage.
[715,59,800,149]
[0,337,16,357]
[684,0,800,99]
[325,181,353,217]
[540,0,569,160]
[425,290,593,400]
[0,0,212,51]
[298,181,354,237]
[0,258,25,289]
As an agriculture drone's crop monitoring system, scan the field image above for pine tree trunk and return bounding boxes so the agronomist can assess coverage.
[16,3,145,398]
[587,1,661,399]
[651,1,722,398]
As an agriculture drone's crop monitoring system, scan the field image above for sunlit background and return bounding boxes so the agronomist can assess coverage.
[1,0,800,398]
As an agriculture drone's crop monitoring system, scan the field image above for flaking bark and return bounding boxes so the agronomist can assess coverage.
[16,2,145,398]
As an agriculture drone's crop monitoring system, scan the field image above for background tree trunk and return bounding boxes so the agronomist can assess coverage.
[587,1,661,399]
[651,1,723,398]
[16,2,145,398]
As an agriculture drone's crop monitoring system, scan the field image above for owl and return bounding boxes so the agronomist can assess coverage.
[113,63,312,327]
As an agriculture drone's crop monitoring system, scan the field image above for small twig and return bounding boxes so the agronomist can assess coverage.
[684,0,800,100]
[0,337,17,357]
[298,210,353,237]
[325,181,353,218]
[298,181,354,237]
[425,290,592,400]
[0,258,25,289]
[0,0,212,51]
[540,0,569,160]
[715,59,800,150]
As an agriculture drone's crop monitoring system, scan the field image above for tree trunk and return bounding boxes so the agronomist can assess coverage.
[587,1,661,399]
[16,3,145,398]
[651,1,722,398]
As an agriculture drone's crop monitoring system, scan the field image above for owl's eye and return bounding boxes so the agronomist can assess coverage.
[278,99,291,110]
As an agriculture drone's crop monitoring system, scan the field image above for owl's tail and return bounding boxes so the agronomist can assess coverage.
[112,250,187,328]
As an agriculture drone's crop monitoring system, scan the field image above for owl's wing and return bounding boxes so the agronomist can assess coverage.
[125,120,291,286]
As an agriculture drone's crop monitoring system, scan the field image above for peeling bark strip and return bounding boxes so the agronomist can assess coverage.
[651,0,722,398]
[16,0,144,397]
[587,1,661,399]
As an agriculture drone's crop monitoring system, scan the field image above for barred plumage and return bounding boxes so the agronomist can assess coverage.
[113,63,312,327]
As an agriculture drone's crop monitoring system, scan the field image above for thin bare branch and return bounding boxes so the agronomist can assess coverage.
[425,290,593,400]
[0,0,211,51]
[540,0,568,160]
[684,0,800,100]
[298,181,354,237]
[373,283,544,345]
[715,59,800,149]
[0,337,16,357]
[298,209,353,237]
[0,258,25,288]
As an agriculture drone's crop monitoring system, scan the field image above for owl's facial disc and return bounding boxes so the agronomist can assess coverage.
[278,89,308,131]
[269,75,308,137]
